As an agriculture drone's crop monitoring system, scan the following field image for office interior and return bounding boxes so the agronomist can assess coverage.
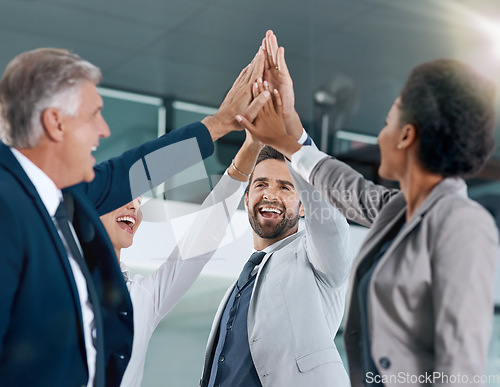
[1,0,499,385]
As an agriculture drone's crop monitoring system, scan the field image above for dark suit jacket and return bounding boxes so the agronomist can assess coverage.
[0,122,213,387]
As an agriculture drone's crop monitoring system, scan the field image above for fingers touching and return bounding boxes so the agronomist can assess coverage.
[236,88,285,141]
[243,90,271,123]
[265,30,279,70]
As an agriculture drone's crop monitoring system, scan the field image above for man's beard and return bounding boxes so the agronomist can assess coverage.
[248,200,300,240]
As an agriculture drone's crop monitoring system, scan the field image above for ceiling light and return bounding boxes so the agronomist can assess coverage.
[475,17,500,60]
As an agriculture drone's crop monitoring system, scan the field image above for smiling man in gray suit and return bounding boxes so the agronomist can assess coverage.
[200,137,352,386]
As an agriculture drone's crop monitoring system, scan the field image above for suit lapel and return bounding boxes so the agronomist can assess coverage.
[66,186,131,310]
[371,177,467,275]
[0,143,85,332]
[345,177,468,315]
[211,231,305,344]
[254,230,305,282]
[352,177,466,276]
[354,196,406,271]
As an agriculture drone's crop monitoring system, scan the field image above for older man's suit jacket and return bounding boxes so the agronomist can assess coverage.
[309,156,499,387]
[201,165,352,387]
[0,122,213,387]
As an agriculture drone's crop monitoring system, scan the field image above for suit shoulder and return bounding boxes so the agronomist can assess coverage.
[428,192,498,247]
[0,168,30,202]
[432,192,495,225]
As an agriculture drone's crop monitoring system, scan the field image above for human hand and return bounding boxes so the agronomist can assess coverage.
[262,30,303,140]
[202,48,265,141]
[228,128,263,182]
[236,88,300,160]
[243,128,263,150]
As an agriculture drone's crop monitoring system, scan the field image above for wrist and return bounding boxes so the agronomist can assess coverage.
[283,111,303,141]
[242,139,263,152]
[229,159,252,182]
[202,113,230,142]
[268,134,302,160]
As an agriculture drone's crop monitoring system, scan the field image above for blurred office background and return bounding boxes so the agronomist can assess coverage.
[1,0,499,385]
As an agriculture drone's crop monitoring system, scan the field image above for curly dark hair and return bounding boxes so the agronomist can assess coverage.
[398,59,496,177]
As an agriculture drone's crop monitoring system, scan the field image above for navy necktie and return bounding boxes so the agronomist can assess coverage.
[54,199,105,387]
[237,251,266,289]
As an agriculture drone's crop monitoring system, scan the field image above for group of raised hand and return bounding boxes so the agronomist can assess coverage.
[203,30,305,159]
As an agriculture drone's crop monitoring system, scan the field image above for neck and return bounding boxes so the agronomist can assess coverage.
[252,226,298,251]
[115,247,121,263]
[17,144,71,189]
[399,166,443,222]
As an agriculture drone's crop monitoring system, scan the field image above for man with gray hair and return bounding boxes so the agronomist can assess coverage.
[0,47,268,386]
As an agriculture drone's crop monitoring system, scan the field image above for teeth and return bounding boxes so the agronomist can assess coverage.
[260,207,282,215]
[116,216,136,226]
[91,146,97,152]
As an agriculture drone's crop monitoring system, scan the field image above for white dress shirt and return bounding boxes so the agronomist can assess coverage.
[290,144,330,184]
[119,172,246,387]
[10,148,97,387]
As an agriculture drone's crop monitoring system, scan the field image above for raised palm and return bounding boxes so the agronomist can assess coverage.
[262,31,295,121]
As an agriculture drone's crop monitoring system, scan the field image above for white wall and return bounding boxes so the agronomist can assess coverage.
[122,199,369,278]
[122,199,500,304]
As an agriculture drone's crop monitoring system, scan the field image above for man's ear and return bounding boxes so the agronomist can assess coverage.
[299,202,305,217]
[41,108,65,142]
[244,193,249,212]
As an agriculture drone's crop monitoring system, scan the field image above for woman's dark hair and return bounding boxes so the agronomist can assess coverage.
[399,59,496,177]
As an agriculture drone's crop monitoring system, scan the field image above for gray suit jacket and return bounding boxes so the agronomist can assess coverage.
[309,156,499,387]
[200,165,352,387]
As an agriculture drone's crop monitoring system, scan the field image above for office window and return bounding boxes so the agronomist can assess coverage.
[93,87,165,164]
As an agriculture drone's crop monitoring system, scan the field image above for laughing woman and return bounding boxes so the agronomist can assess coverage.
[99,133,263,387]
[100,192,242,387]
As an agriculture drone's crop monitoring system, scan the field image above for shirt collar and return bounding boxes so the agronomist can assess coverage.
[120,261,131,283]
[10,147,62,217]
[254,231,299,254]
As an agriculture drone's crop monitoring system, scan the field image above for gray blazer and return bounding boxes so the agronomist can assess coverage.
[200,165,352,387]
[310,157,499,387]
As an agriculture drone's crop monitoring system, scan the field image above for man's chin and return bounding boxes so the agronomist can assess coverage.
[257,219,283,231]
[83,169,96,183]
[255,223,286,240]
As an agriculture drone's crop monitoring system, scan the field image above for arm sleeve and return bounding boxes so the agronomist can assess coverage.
[288,162,352,288]
[136,172,246,328]
[431,204,499,385]
[291,145,398,227]
[80,122,214,216]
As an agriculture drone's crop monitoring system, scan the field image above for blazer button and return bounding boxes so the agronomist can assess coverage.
[379,357,391,369]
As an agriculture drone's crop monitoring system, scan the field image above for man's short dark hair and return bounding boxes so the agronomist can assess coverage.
[245,146,285,194]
